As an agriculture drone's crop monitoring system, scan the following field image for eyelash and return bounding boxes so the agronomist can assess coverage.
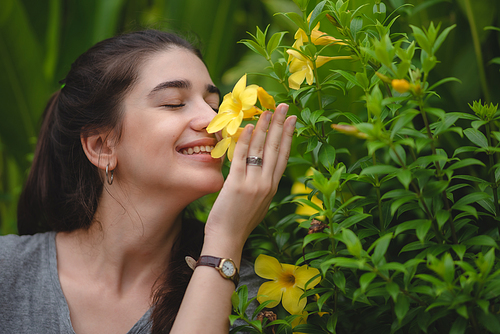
[161,104,219,112]
[162,104,185,108]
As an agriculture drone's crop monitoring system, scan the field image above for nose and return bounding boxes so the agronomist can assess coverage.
[191,99,218,132]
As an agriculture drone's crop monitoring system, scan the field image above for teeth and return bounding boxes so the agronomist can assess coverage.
[181,145,215,155]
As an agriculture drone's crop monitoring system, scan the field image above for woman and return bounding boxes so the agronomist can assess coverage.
[0,30,296,333]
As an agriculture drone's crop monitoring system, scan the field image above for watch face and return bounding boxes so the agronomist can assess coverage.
[221,260,235,277]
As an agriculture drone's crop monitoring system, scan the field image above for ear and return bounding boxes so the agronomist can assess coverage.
[81,131,117,170]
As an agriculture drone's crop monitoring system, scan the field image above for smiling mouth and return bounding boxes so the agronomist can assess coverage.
[181,145,215,155]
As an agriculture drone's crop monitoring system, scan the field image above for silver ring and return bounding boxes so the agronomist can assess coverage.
[246,156,263,167]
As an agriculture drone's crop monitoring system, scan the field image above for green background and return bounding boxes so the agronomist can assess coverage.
[1,0,499,235]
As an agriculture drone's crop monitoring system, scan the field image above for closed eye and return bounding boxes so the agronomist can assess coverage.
[162,104,185,108]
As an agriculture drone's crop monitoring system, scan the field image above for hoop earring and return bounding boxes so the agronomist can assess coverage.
[106,163,114,185]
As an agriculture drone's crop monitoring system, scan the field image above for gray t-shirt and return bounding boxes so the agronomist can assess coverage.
[0,232,262,333]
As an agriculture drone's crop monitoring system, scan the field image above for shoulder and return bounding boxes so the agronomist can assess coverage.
[0,232,55,276]
[0,232,54,260]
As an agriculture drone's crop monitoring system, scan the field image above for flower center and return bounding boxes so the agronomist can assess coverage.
[279,272,296,288]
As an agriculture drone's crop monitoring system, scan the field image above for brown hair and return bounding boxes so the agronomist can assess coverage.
[17,29,205,333]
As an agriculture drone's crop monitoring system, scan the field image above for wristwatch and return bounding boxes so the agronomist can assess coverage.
[194,255,240,287]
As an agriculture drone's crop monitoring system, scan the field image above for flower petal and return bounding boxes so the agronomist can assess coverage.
[255,254,283,280]
[257,87,276,110]
[227,139,236,161]
[239,85,258,110]
[232,74,247,101]
[289,69,307,90]
[293,265,321,290]
[289,58,306,74]
[210,138,231,158]
[257,281,283,309]
[305,64,314,85]
[287,49,307,62]
[206,112,235,133]
[226,111,243,136]
[282,286,307,315]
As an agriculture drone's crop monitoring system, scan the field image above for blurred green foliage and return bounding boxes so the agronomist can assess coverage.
[1,0,499,254]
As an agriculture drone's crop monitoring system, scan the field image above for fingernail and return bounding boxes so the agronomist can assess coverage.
[280,104,289,115]
[263,112,271,122]
[290,115,297,127]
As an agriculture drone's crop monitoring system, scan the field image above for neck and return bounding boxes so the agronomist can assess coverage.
[58,182,193,295]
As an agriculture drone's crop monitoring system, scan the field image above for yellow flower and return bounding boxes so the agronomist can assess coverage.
[294,22,345,47]
[256,87,276,110]
[206,74,262,136]
[255,254,321,315]
[291,181,324,220]
[391,79,411,94]
[210,127,244,161]
[287,50,351,90]
[291,311,308,334]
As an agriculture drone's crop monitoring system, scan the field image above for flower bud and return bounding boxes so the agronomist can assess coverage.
[391,79,411,93]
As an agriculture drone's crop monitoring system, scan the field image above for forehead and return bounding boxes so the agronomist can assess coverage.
[135,48,213,93]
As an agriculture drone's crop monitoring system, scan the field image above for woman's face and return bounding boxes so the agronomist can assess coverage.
[113,47,224,201]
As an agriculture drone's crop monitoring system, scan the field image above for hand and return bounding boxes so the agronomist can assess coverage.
[205,103,296,251]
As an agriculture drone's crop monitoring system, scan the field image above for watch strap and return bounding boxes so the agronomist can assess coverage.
[195,255,240,287]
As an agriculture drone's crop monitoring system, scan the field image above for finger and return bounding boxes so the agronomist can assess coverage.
[228,124,254,179]
[273,115,296,181]
[262,103,288,179]
[246,111,272,176]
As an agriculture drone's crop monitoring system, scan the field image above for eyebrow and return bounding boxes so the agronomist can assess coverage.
[149,80,190,96]
[148,80,220,98]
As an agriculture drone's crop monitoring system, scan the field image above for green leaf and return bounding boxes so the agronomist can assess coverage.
[350,16,363,41]
[422,180,449,198]
[229,314,240,326]
[360,165,399,176]
[386,282,399,302]
[395,219,429,236]
[332,270,346,293]
[448,158,485,171]
[436,209,450,229]
[309,0,326,31]
[282,12,308,33]
[294,198,323,212]
[319,145,336,171]
[338,213,371,230]
[266,31,287,55]
[370,233,393,265]
[359,272,376,292]
[334,69,363,89]
[452,192,491,209]
[462,235,499,249]
[342,228,362,258]
[231,291,240,310]
[416,220,431,242]
[464,128,489,148]
[451,244,466,261]
[394,295,409,323]
[449,316,467,334]
[477,312,500,334]
[303,232,329,248]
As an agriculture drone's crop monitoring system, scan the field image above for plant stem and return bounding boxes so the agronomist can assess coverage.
[463,0,491,104]
[372,154,384,232]
[418,100,456,243]
[486,122,500,217]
